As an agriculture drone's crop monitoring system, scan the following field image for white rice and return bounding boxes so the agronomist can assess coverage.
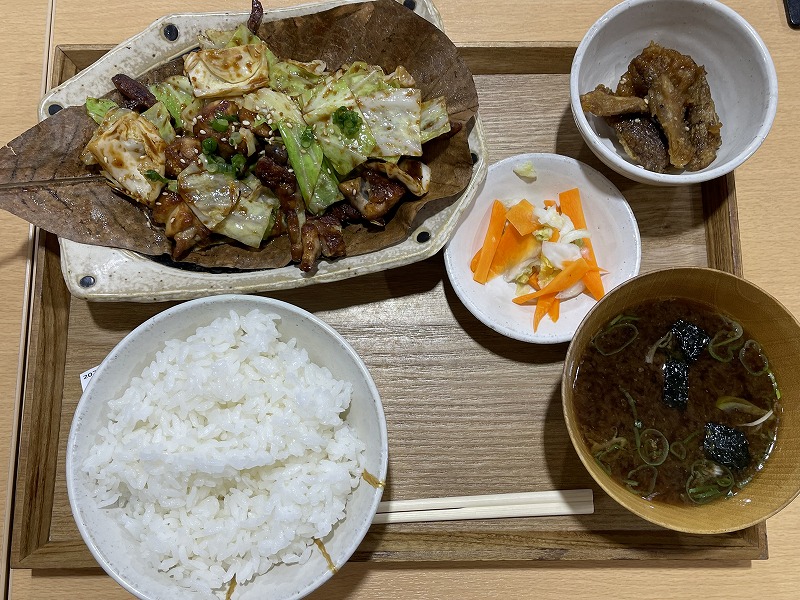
[82,309,366,596]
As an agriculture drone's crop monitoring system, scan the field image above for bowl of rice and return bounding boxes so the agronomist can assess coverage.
[66,294,388,600]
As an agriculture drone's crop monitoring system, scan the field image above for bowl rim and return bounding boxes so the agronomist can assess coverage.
[562,266,800,534]
[569,0,779,185]
[66,293,389,600]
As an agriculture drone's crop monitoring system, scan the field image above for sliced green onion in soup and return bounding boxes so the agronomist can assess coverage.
[638,429,669,466]
[739,339,769,376]
[708,316,744,362]
[715,396,770,417]
[626,465,658,496]
[685,459,734,504]
[591,317,640,356]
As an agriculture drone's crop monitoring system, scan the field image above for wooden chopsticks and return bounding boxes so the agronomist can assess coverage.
[372,489,594,524]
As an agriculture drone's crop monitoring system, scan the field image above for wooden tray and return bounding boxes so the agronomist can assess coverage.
[10,42,764,570]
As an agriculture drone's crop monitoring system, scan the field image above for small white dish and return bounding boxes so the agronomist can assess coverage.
[66,294,388,600]
[444,153,641,344]
[570,0,777,186]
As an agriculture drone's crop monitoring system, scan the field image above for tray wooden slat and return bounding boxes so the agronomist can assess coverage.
[10,42,761,570]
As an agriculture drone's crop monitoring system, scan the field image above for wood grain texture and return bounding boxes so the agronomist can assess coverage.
[9,43,760,572]
[5,0,800,599]
[0,0,51,595]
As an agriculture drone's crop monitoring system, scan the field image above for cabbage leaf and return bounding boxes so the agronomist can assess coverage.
[302,76,376,176]
[215,177,280,247]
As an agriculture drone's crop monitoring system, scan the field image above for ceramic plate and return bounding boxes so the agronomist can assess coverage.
[444,153,641,344]
[40,0,487,302]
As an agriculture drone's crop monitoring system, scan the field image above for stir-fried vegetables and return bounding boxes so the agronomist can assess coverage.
[471,187,604,331]
[80,2,452,271]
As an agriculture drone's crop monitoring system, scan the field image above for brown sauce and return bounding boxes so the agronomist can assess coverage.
[573,298,779,505]
[362,469,385,489]
[314,538,337,573]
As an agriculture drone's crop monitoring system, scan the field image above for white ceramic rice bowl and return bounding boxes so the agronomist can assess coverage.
[66,294,388,600]
[570,0,777,186]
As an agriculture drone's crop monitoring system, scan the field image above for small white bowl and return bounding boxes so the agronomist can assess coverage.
[570,0,778,186]
[444,153,641,344]
[66,295,388,600]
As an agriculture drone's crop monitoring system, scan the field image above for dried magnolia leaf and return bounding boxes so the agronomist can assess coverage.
[0,0,478,270]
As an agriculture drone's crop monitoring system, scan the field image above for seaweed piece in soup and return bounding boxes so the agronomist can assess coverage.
[671,319,710,363]
[704,422,751,470]
[662,358,689,409]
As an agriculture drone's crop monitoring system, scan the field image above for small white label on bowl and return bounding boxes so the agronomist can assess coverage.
[80,366,99,391]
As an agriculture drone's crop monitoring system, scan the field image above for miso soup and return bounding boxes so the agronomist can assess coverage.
[572,298,779,505]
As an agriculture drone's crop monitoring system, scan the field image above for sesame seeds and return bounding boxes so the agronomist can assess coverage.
[199,129,207,135]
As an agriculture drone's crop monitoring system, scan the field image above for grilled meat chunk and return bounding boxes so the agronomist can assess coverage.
[684,69,722,171]
[339,170,407,221]
[164,136,202,178]
[255,154,305,261]
[193,100,247,159]
[299,214,346,272]
[328,201,362,223]
[151,191,211,258]
[111,73,157,111]
[647,73,695,169]
[237,107,274,138]
[365,159,432,196]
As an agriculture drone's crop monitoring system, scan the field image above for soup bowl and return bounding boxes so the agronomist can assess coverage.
[562,267,800,533]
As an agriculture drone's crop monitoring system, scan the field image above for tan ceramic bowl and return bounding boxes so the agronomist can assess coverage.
[563,267,800,533]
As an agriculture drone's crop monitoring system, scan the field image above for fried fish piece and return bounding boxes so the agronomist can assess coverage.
[581,42,722,173]
[609,114,670,173]
[647,73,695,169]
[684,67,722,171]
[580,85,649,116]
[629,42,723,171]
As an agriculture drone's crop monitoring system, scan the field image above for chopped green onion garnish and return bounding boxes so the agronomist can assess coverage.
[592,322,639,356]
[626,464,658,496]
[144,170,169,183]
[332,106,362,138]
[231,153,246,175]
[202,137,218,155]
[211,118,230,132]
[144,170,177,192]
[300,126,315,148]
[252,114,268,129]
